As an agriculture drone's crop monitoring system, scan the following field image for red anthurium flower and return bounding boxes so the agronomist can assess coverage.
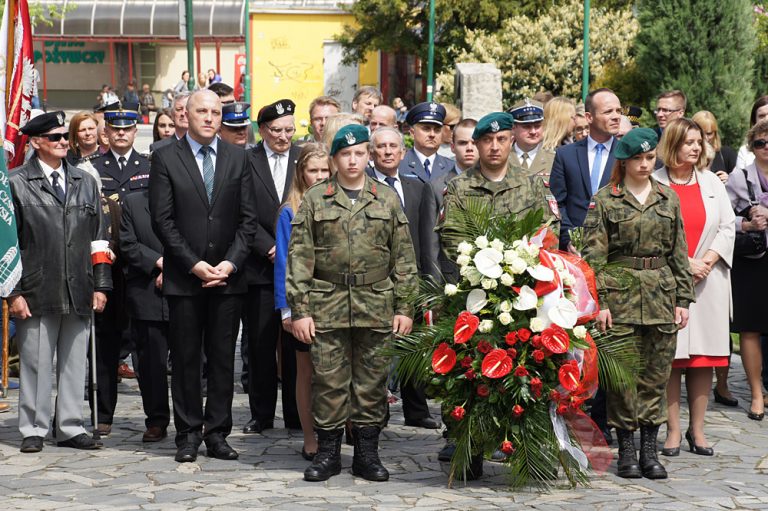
[460,356,474,368]
[501,440,515,455]
[476,384,490,397]
[451,406,466,421]
[431,343,457,374]
[481,348,513,378]
[517,328,531,342]
[477,340,493,354]
[513,365,529,377]
[512,404,524,418]
[505,331,518,346]
[556,403,568,415]
[549,389,562,401]
[558,360,581,392]
[453,311,480,344]
[541,325,570,354]
[532,349,545,363]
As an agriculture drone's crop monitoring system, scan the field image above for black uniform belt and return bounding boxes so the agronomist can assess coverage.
[314,267,390,286]
[608,255,667,270]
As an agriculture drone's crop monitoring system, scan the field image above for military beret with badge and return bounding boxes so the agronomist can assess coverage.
[21,111,66,137]
[257,99,295,125]
[507,99,544,124]
[613,127,658,160]
[405,101,446,126]
[472,112,515,140]
[330,124,369,156]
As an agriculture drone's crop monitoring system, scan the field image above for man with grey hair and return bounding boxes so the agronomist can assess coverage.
[366,126,440,430]
[150,91,191,153]
[369,105,398,132]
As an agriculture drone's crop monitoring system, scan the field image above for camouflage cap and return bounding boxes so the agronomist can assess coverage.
[472,112,514,140]
[614,127,658,160]
[330,124,369,156]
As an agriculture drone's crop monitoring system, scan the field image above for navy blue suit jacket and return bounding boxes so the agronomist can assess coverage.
[398,148,453,183]
[549,137,616,248]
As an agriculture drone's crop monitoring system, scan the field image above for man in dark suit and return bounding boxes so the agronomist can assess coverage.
[242,99,301,434]
[367,126,439,429]
[119,189,171,443]
[550,88,622,251]
[549,87,622,445]
[149,89,258,462]
[398,102,454,183]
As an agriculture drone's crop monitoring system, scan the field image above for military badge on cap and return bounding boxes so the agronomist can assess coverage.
[330,124,369,156]
[472,112,515,140]
[20,110,67,136]
[490,120,500,132]
[405,101,446,126]
[613,127,658,160]
[257,98,296,125]
[222,102,251,127]
[345,131,356,145]
[508,98,544,123]
[104,101,139,128]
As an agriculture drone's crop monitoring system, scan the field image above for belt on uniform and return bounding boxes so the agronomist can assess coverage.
[608,255,667,270]
[314,267,390,286]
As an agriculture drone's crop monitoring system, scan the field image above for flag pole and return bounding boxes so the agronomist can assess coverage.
[1,300,8,397]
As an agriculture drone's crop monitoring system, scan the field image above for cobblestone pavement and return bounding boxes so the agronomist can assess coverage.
[1,353,767,510]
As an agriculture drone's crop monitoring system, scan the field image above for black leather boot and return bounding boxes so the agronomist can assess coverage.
[639,425,667,479]
[615,429,642,479]
[304,429,343,482]
[352,426,389,481]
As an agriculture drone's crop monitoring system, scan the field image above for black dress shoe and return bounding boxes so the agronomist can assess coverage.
[175,443,199,463]
[660,436,681,457]
[748,410,765,421]
[243,419,273,434]
[713,389,738,407]
[438,442,456,462]
[685,430,714,456]
[57,433,102,450]
[206,439,239,460]
[404,417,440,429]
[20,436,44,453]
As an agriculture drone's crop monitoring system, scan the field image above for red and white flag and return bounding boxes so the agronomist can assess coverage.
[0,0,33,169]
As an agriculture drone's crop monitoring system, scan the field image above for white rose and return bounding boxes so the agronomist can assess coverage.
[490,238,505,252]
[573,325,587,339]
[444,284,459,296]
[475,236,489,249]
[504,250,517,264]
[499,300,512,313]
[498,312,512,325]
[500,273,515,287]
[466,268,483,286]
[481,278,497,290]
[478,319,494,333]
[456,254,472,267]
[509,257,528,275]
[529,317,547,332]
[512,239,524,249]
[458,241,474,256]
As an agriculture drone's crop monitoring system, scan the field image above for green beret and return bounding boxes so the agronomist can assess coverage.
[614,128,658,160]
[472,112,515,140]
[330,124,369,156]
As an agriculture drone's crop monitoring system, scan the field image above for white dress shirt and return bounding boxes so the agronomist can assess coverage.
[586,135,614,187]
[414,148,436,172]
[264,142,289,199]
[38,158,66,193]
[372,168,405,206]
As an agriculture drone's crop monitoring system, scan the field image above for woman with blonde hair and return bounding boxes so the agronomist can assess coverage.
[274,142,332,460]
[542,97,576,150]
[692,111,737,182]
[654,118,734,457]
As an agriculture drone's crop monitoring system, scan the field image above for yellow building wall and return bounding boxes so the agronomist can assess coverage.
[249,12,379,135]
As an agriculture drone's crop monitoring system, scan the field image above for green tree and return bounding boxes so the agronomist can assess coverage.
[634,0,756,146]
[434,0,638,108]
[0,1,70,27]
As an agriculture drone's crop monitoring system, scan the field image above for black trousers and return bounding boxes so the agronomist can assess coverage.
[88,307,123,425]
[246,284,299,428]
[132,319,170,429]
[168,293,241,447]
[401,382,432,421]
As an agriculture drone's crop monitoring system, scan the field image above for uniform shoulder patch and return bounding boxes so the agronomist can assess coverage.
[545,194,560,219]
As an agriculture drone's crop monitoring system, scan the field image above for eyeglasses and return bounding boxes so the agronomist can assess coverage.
[266,126,296,137]
[752,139,768,150]
[38,132,69,142]
[653,108,682,116]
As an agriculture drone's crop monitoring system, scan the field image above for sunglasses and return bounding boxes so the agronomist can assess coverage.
[753,139,768,150]
[38,132,69,142]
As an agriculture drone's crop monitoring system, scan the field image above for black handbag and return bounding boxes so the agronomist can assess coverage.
[734,168,767,257]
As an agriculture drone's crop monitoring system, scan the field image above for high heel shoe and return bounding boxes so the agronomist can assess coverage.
[685,430,714,456]
[660,436,681,457]
[713,389,738,407]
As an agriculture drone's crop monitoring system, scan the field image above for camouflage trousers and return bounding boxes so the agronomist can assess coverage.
[606,323,678,431]
[311,327,391,431]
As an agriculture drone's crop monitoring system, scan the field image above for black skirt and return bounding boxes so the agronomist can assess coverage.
[731,253,768,332]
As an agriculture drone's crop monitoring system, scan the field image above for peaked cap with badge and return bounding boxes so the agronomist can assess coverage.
[405,102,446,126]
[472,112,515,140]
[257,99,295,125]
[104,101,140,128]
[508,99,544,124]
[21,111,66,136]
[223,102,251,127]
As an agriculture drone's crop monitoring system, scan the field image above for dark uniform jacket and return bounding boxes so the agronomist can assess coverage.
[10,157,112,315]
[398,148,454,183]
[93,150,150,202]
[119,190,168,322]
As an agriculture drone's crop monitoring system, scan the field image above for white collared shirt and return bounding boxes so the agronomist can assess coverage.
[186,134,218,181]
[514,143,539,165]
[372,168,404,206]
[110,148,133,169]
[586,135,614,186]
[414,148,436,173]
[263,142,290,174]
[38,158,66,193]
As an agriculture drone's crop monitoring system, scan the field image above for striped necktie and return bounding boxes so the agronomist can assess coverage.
[200,145,214,202]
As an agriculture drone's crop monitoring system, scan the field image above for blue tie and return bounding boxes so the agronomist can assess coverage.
[423,158,431,179]
[200,146,214,202]
[590,143,604,195]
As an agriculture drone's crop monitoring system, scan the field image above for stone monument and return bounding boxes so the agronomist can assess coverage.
[454,63,503,120]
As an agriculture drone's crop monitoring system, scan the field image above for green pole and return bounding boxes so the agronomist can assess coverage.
[186,0,195,89]
[581,0,590,102]
[426,0,435,101]
[244,0,251,108]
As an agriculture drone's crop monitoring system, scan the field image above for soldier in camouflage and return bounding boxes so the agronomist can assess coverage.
[286,124,418,483]
[581,128,694,480]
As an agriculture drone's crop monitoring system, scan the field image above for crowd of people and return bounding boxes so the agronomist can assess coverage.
[3,76,768,484]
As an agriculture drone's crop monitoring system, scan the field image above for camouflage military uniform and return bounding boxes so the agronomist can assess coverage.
[582,179,695,430]
[286,175,418,430]
[436,163,561,260]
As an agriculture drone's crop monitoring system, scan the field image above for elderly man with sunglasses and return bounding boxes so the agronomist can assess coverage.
[8,111,112,453]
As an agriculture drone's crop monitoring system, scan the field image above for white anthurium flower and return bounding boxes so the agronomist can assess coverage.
[478,319,494,333]
[466,289,488,313]
[529,316,547,332]
[458,241,474,256]
[498,312,512,325]
[509,257,528,275]
[456,254,472,267]
[548,297,579,329]
[499,300,512,313]
[475,235,489,249]
[512,285,538,311]
[526,243,541,258]
[500,273,515,287]
[474,248,504,279]
[527,264,555,282]
[573,325,587,339]
[444,284,459,296]
[490,238,505,252]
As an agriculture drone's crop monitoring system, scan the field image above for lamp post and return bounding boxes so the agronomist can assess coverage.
[185,0,195,89]
[426,0,435,101]
[245,0,251,107]
[582,0,590,102]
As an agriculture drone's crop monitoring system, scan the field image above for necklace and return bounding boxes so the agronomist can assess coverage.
[669,168,695,185]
